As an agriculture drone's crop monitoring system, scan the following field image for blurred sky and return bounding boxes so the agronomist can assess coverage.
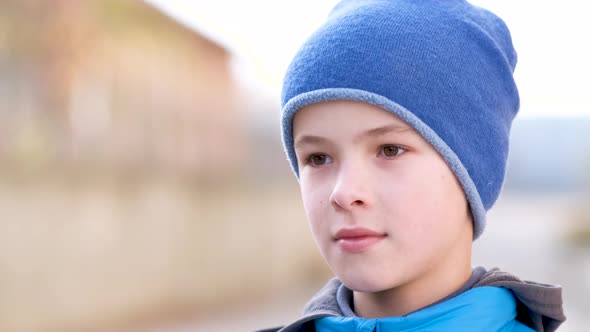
[145,0,590,118]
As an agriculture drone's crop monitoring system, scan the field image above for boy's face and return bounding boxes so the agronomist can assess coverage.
[293,101,472,293]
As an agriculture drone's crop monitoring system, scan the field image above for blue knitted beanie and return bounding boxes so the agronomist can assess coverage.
[280,0,519,240]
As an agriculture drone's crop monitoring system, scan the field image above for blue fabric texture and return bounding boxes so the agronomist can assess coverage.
[314,286,534,332]
[280,0,520,239]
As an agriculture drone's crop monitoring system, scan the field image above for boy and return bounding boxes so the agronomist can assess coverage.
[261,0,566,331]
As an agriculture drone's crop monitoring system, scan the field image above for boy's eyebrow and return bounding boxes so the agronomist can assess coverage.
[358,124,413,141]
[294,135,329,149]
[294,124,414,149]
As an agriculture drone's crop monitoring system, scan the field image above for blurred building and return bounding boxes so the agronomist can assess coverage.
[0,0,248,178]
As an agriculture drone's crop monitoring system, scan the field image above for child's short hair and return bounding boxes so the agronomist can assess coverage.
[280,0,519,240]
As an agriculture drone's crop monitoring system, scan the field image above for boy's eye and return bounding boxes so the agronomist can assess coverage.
[380,144,406,157]
[308,154,332,166]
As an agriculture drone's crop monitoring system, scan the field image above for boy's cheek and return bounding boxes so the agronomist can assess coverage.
[302,194,331,234]
[302,197,328,227]
[300,173,332,199]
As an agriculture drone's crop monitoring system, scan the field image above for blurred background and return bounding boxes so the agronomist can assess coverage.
[0,0,588,331]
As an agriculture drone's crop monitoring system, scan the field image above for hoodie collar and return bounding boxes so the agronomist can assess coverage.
[315,287,520,332]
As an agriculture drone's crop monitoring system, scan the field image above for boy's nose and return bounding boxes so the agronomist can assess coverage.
[329,166,371,211]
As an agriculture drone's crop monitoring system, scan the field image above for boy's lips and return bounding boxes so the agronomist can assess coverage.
[333,227,386,252]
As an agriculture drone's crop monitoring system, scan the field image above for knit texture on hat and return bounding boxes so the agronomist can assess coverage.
[280,0,520,240]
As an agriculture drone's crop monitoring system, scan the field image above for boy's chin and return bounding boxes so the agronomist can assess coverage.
[338,272,399,294]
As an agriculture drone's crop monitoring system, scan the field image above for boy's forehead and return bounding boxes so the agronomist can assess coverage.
[292,100,422,147]
[294,100,413,132]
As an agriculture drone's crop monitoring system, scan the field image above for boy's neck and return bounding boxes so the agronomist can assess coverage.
[353,246,472,318]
